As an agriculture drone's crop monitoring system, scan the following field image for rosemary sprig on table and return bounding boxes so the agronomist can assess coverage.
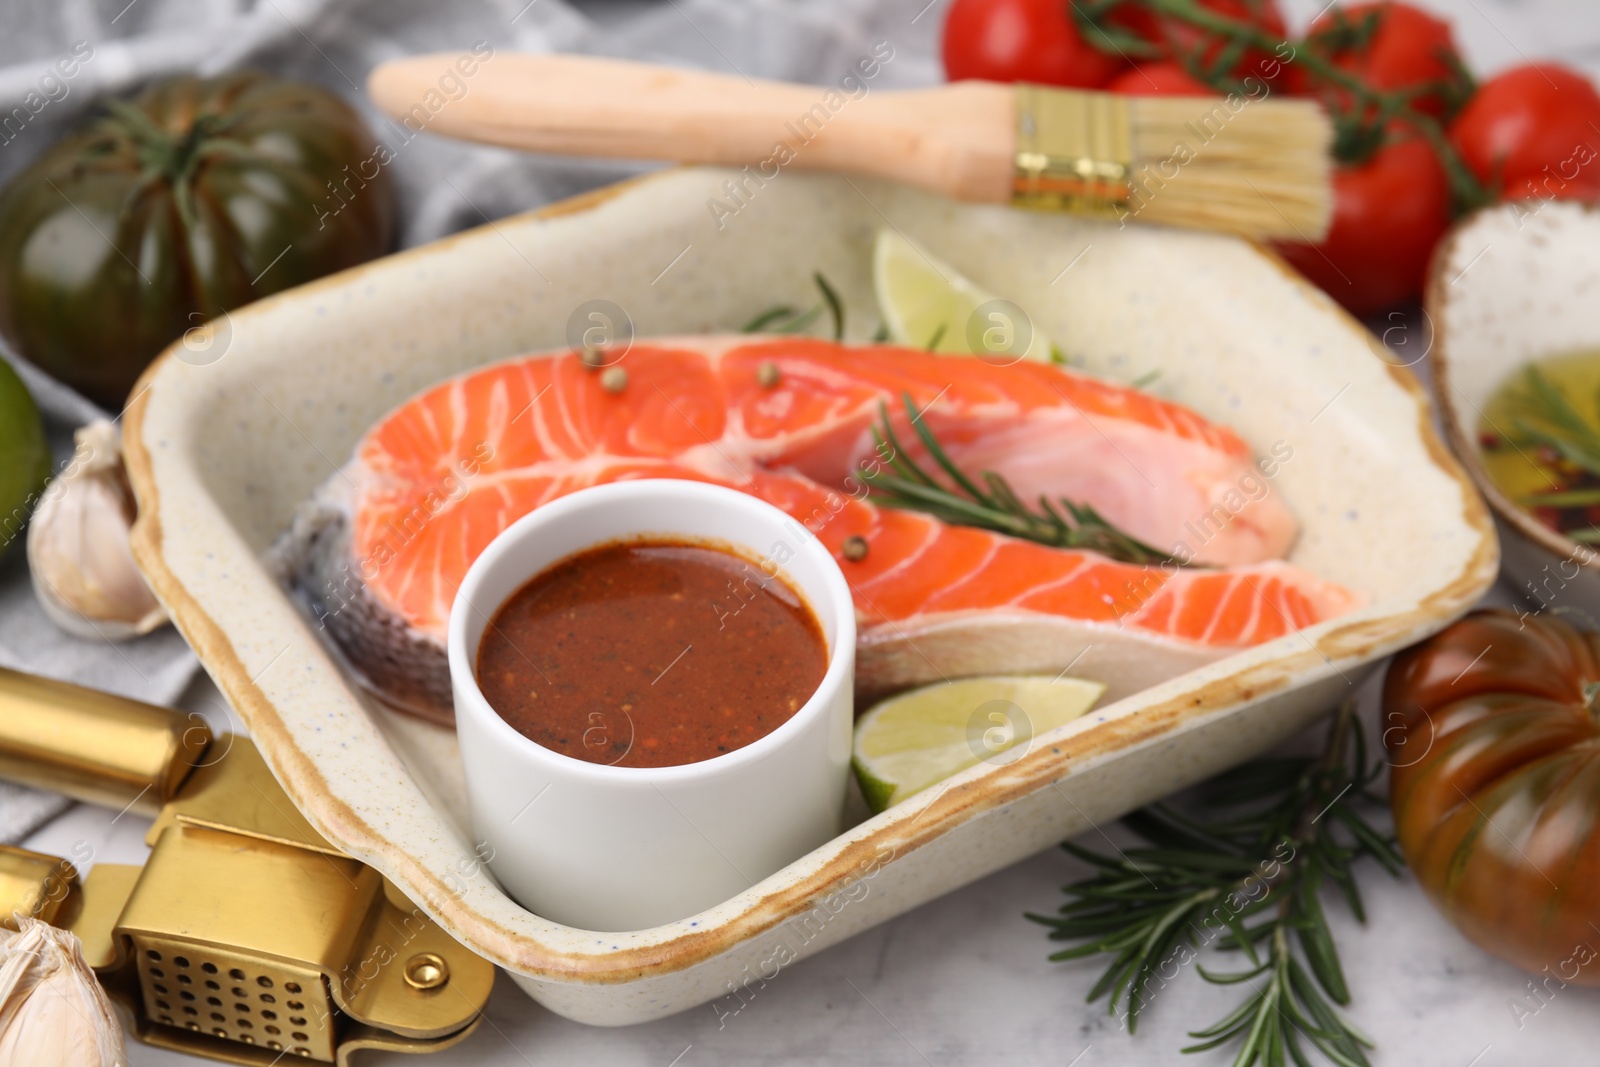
[861,393,1179,566]
[1029,703,1403,1066]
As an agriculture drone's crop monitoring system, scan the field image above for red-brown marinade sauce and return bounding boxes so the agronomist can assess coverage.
[476,538,828,769]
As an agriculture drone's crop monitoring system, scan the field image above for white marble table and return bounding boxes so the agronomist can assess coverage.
[21,0,1600,1062]
[27,662,1596,1067]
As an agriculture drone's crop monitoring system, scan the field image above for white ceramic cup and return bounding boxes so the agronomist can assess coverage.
[450,479,856,932]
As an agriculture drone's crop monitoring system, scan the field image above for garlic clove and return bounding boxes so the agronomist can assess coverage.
[0,918,128,1067]
[26,419,168,642]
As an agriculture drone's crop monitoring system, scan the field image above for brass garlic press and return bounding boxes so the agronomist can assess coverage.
[0,666,493,1064]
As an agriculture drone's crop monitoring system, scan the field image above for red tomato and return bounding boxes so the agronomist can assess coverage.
[942,0,1126,87]
[1450,63,1600,203]
[1106,62,1217,96]
[1304,2,1467,118]
[1276,131,1450,315]
[1109,0,1291,85]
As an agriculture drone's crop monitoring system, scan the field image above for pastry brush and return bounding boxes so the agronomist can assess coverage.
[366,53,1332,240]
[0,667,493,1065]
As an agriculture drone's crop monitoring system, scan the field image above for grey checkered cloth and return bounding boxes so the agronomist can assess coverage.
[0,0,943,842]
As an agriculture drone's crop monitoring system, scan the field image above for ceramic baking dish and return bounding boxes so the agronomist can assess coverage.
[123,168,1496,1025]
[1429,200,1600,613]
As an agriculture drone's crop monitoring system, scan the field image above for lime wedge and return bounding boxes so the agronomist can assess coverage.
[853,675,1105,813]
[872,228,1057,363]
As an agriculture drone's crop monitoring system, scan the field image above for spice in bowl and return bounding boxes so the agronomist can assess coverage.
[1477,349,1600,543]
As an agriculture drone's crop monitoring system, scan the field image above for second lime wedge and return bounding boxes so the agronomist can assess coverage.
[853,674,1105,813]
[872,228,1057,363]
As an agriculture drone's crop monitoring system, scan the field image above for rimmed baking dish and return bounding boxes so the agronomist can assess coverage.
[124,168,1496,1024]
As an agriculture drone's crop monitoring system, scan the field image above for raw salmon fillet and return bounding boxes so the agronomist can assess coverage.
[278,337,1360,723]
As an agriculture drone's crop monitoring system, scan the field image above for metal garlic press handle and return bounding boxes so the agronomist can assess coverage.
[0,666,212,816]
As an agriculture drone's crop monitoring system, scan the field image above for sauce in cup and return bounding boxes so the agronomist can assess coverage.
[476,538,828,769]
[451,478,855,930]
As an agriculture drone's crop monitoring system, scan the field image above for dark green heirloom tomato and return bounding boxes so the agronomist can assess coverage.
[0,72,395,408]
[1385,609,1600,983]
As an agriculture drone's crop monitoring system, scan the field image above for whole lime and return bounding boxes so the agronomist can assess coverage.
[0,358,51,553]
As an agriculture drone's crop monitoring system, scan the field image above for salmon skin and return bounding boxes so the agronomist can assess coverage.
[276,337,1360,724]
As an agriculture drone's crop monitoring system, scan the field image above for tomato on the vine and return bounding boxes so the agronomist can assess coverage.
[1302,2,1468,118]
[1450,63,1600,203]
[1106,62,1217,97]
[942,0,1126,88]
[1275,129,1450,316]
[1108,0,1290,85]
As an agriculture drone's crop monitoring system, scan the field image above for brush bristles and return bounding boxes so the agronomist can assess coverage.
[1124,95,1332,242]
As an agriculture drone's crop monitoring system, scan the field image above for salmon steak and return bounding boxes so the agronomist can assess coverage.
[276,336,1362,724]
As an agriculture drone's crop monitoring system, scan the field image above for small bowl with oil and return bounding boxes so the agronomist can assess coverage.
[1429,199,1600,612]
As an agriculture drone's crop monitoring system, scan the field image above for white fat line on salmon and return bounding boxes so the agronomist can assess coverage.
[915,539,1001,609]
[1196,574,1257,646]
[997,556,1097,609]
[651,383,745,475]
[772,434,900,545]
[1045,382,1158,489]
[1109,439,1295,622]
[1236,572,1351,684]
[313,440,497,631]
[509,371,552,424]
[705,41,897,232]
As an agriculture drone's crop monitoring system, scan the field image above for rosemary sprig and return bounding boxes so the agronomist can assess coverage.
[1507,366,1600,483]
[1490,365,1600,520]
[861,393,1179,566]
[741,271,844,339]
[1028,703,1403,1066]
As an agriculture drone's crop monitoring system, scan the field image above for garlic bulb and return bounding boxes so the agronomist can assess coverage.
[0,918,127,1067]
[27,420,168,641]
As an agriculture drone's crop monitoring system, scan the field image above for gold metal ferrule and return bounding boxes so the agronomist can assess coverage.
[1011,85,1133,217]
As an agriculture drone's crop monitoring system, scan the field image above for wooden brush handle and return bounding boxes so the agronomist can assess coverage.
[367,53,1014,203]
